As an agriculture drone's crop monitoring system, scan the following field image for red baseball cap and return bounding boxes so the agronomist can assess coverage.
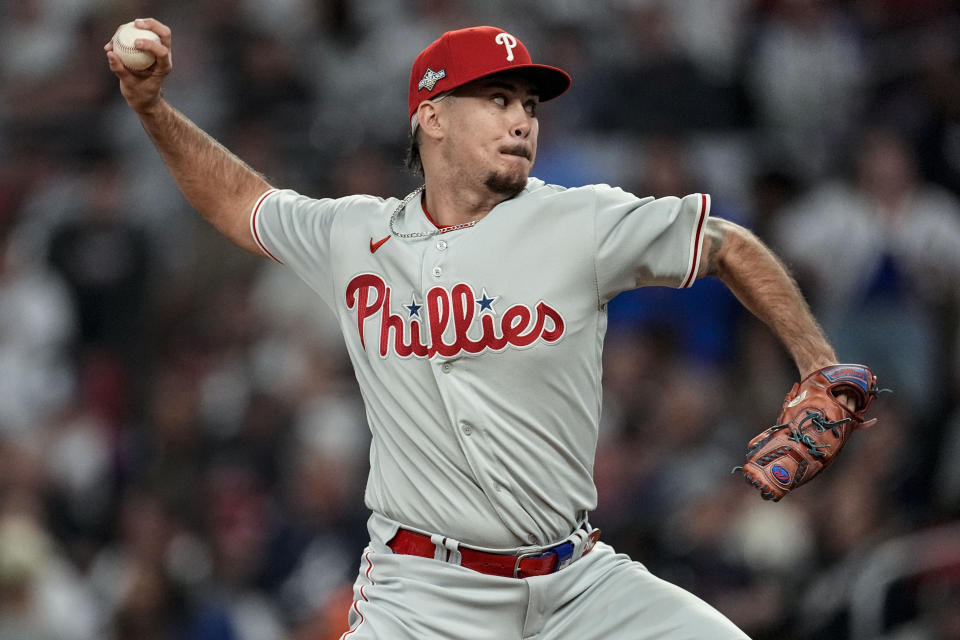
[408,26,571,120]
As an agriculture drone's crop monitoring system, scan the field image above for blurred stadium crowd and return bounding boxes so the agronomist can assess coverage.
[1,0,960,638]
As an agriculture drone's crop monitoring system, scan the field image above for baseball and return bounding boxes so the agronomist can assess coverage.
[111,22,160,71]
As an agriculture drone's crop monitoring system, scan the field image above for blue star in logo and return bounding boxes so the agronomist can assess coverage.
[476,289,496,313]
[406,297,422,318]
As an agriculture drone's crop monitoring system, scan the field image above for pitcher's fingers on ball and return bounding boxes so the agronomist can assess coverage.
[105,51,131,76]
[132,37,168,61]
[106,50,149,79]
[134,18,172,47]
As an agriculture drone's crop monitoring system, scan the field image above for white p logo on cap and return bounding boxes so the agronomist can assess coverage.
[495,32,518,61]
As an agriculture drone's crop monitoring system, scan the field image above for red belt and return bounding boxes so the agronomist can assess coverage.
[387,528,600,579]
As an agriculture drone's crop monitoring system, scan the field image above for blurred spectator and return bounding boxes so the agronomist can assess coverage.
[665,0,752,84]
[47,159,151,356]
[591,2,741,135]
[0,511,99,640]
[0,513,58,640]
[0,3,115,158]
[200,463,287,640]
[228,31,315,167]
[913,25,960,197]
[771,124,960,416]
[745,0,866,177]
[0,211,76,435]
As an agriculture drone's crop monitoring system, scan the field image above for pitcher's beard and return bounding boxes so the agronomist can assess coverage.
[484,169,527,197]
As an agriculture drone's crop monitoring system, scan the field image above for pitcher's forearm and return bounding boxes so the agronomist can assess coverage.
[701,218,836,377]
[138,98,271,254]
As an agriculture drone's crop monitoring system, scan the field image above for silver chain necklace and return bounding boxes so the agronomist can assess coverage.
[388,185,479,239]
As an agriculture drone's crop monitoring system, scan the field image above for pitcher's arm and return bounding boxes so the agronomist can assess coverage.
[106,18,271,255]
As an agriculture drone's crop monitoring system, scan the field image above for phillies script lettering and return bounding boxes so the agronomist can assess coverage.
[346,274,565,358]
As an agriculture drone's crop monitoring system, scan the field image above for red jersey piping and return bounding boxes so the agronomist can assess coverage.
[250,189,284,264]
[680,193,709,289]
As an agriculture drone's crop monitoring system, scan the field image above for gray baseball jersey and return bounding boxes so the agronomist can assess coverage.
[251,177,709,550]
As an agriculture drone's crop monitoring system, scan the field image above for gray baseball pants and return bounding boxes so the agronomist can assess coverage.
[339,528,749,639]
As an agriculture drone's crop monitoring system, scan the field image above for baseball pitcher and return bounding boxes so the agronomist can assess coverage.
[106,20,880,639]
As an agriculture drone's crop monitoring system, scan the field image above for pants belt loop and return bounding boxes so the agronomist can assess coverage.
[558,521,601,571]
[429,534,462,566]
[569,529,587,559]
[443,538,462,566]
[429,534,447,561]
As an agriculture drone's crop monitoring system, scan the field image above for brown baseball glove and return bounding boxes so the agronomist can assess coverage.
[734,364,881,501]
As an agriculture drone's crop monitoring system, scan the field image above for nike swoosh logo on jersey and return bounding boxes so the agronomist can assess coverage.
[370,235,390,253]
[786,389,808,408]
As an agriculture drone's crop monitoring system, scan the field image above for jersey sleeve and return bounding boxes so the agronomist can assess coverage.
[593,185,710,302]
[249,188,340,305]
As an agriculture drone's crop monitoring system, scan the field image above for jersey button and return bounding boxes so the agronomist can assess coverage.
[432,266,442,278]
[460,422,473,436]
[436,239,448,251]
[441,362,452,373]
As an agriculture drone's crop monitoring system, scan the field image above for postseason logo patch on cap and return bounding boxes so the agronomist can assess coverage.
[418,67,446,92]
[407,26,571,119]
